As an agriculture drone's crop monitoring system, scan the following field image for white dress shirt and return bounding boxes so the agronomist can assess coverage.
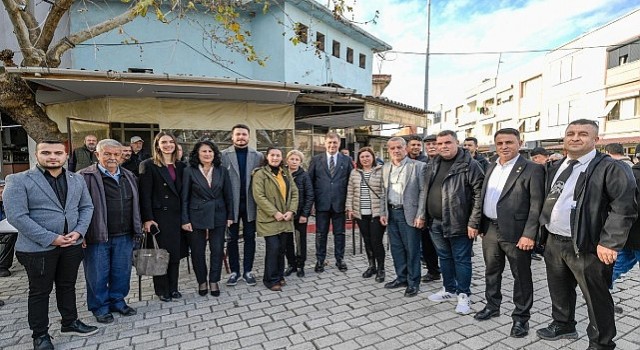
[482,155,520,220]
[545,149,596,237]
[326,152,337,169]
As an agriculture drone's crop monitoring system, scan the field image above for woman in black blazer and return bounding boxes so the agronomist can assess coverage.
[181,140,233,296]
[139,132,186,302]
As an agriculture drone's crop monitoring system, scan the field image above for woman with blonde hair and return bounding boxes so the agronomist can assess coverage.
[346,147,386,282]
[139,132,186,301]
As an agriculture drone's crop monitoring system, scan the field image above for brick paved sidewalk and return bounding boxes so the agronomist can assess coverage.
[1,231,639,350]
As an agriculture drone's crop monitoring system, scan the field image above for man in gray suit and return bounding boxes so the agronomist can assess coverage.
[4,140,97,350]
[381,137,427,297]
[475,128,544,338]
[221,124,264,286]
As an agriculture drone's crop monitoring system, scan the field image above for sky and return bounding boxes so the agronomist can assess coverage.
[347,0,640,111]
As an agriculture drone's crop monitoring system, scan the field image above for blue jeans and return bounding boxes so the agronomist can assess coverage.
[430,219,473,295]
[84,235,134,316]
[386,208,421,288]
[612,248,640,283]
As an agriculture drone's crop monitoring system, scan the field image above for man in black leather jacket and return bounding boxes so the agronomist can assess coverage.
[536,119,636,350]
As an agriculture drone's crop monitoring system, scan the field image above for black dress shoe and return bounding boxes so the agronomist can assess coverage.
[158,295,172,302]
[95,313,114,324]
[210,283,220,297]
[421,272,441,282]
[375,269,385,282]
[0,268,11,277]
[510,321,529,338]
[536,322,578,340]
[474,308,500,321]
[297,268,305,277]
[198,283,208,296]
[336,260,348,272]
[112,306,137,316]
[0,299,4,307]
[531,253,542,261]
[170,291,182,299]
[362,266,376,278]
[384,279,408,289]
[284,265,296,276]
[404,286,419,297]
[60,319,99,336]
[33,334,54,350]
[314,262,325,273]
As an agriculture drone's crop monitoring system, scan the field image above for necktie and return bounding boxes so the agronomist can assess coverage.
[539,159,579,224]
[329,156,336,176]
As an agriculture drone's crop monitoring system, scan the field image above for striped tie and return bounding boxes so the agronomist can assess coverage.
[329,155,335,176]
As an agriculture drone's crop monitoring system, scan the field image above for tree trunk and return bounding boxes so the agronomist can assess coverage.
[0,70,65,142]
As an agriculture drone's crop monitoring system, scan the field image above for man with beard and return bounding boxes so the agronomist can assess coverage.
[4,140,97,349]
[69,134,98,172]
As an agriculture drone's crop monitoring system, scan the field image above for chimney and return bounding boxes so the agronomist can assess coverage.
[372,74,392,97]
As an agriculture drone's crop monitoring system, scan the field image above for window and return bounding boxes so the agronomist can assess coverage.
[444,110,451,123]
[548,104,559,126]
[346,47,354,64]
[294,23,308,44]
[620,97,639,120]
[332,40,340,58]
[607,40,640,69]
[359,53,366,69]
[433,111,441,124]
[315,32,325,52]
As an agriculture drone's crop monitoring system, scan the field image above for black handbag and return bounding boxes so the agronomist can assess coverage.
[133,231,169,276]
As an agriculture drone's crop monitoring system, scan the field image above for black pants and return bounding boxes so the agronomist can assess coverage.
[264,233,286,288]
[481,223,533,322]
[421,226,440,275]
[545,234,615,349]
[0,232,17,270]
[16,245,84,338]
[355,215,385,268]
[315,210,346,262]
[188,227,225,284]
[284,220,308,268]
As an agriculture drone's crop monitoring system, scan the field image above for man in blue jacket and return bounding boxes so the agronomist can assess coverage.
[4,140,97,350]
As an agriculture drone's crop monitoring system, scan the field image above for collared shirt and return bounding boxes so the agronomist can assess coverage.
[545,149,596,237]
[97,163,122,183]
[37,165,68,208]
[326,152,338,170]
[482,154,520,219]
[387,157,410,206]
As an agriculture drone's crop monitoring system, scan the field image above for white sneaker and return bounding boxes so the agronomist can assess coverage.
[428,287,456,302]
[455,293,472,315]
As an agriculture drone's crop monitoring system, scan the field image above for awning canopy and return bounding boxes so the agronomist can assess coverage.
[602,101,618,117]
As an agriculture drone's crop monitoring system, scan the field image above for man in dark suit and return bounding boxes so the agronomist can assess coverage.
[474,128,544,338]
[536,119,636,349]
[4,140,97,349]
[308,132,353,272]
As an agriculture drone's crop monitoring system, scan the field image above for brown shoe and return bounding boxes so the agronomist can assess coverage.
[269,284,282,292]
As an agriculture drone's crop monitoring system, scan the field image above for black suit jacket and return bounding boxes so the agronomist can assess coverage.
[307,153,353,212]
[181,165,234,230]
[480,156,545,243]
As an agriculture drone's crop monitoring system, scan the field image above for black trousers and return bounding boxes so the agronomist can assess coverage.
[315,210,346,262]
[16,245,84,338]
[355,215,385,269]
[481,223,533,322]
[421,226,440,275]
[153,262,179,297]
[284,220,309,269]
[187,227,225,284]
[264,233,286,288]
[0,232,17,269]
[545,234,616,349]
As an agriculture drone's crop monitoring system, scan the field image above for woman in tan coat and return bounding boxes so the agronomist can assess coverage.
[252,147,299,291]
[346,147,386,282]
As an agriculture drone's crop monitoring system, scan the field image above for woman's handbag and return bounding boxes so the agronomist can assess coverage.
[133,230,169,276]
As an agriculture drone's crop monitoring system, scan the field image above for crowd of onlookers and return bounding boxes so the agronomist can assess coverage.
[1,120,639,350]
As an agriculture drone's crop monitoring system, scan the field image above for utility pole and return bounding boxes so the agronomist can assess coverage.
[423,0,432,137]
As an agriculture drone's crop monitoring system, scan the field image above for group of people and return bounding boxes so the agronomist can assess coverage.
[1,119,639,350]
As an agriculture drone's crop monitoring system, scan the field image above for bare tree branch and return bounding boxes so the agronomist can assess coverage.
[45,0,154,67]
[19,7,42,44]
[1,0,43,65]
[35,0,73,51]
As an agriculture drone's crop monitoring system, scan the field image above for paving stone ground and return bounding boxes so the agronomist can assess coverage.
[1,230,639,350]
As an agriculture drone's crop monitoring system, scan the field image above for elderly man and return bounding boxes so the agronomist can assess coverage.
[4,140,97,349]
[426,130,484,315]
[381,137,427,297]
[536,119,636,350]
[530,147,551,165]
[79,139,142,324]
[69,134,98,172]
[475,128,544,338]
[308,132,354,273]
